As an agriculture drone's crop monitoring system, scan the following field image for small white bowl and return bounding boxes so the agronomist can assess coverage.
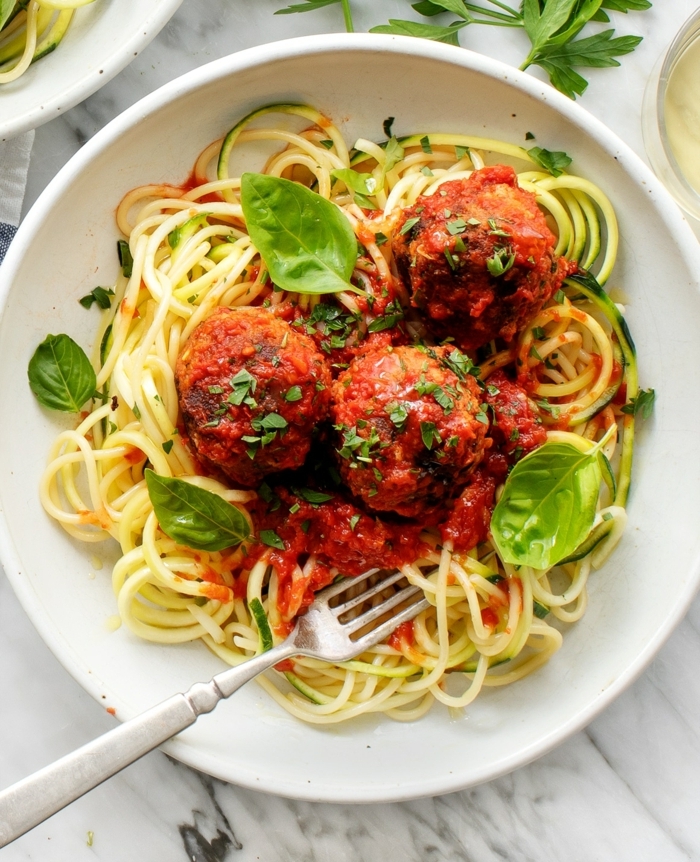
[0,0,183,141]
[2,35,700,802]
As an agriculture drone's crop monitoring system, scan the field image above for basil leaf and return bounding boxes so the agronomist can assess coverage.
[28,334,97,413]
[241,173,357,295]
[145,470,250,552]
[331,168,376,196]
[0,0,16,32]
[491,441,602,569]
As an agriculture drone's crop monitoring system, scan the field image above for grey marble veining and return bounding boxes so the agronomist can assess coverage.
[4,1,700,859]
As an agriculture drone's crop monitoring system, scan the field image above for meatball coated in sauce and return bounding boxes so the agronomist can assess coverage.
[330,344,488,519]
[392,165,570,351]
[176,307,331,487]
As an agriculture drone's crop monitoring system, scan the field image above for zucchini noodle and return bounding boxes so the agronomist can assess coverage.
[0,0,94,85]
[39,104,638,724]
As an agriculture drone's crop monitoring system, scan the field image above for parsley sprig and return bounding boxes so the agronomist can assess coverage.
[274,0,651,100]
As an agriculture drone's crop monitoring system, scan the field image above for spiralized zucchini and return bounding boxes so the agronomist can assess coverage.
[39,104,641,724]
[0,0,95,85]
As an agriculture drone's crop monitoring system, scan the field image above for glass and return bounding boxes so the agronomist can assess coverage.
[642,8,700,222]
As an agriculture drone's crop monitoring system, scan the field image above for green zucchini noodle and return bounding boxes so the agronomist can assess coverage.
[39,104,637,724]
[0,0,94,84]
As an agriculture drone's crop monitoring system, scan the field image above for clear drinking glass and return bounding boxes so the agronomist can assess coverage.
[642,8,700,222]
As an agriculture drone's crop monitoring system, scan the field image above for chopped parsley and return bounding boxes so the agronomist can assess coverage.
[420,421,442,450]
[420,135,432,154]
[228,368,257,407]
[446,218,468,235]
[368,299,404,333]
[79,286,115,310]
[117,240,133,278]
[444,248,457,270]
[442,347,479,381]
[284,385,303,402]
[400,216,421,236]
[487,246,516,277]
[387,402,409,430]
[260,529,285,550]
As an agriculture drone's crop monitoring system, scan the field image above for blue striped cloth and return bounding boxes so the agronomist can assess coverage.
[0,132,34,265]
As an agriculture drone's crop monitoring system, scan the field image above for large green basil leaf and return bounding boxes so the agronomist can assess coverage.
[491,441,602,569]
[145,470,250,552]
[28,333,97,413]
[0,0,16,31]
[240,172,357,295]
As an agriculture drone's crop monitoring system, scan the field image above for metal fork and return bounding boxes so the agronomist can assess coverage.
[0,569,428,847]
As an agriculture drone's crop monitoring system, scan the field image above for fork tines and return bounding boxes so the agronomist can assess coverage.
[318,569,430,647]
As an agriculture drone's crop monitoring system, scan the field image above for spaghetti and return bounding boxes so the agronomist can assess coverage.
[37,104,641,724]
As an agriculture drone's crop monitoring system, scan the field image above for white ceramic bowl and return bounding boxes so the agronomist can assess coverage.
[2,35,700,803]
[0,0,183,141]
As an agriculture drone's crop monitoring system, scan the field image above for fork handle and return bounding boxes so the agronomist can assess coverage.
[0,640,296,848]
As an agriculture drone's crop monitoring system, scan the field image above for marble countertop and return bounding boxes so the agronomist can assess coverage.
[3,1,700,859]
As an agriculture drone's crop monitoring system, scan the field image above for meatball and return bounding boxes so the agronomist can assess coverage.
[392,165,569,351]
[176,307,331,487]
[484,369,547,460]
[330,344,488,518]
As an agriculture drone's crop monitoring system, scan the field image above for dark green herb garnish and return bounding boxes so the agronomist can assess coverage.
[400,216,421,236]
[420,421,442,450]
[145,470,250,552]
[28,334,97,413]
[621,387,655,420]
[487,246,516,277]
[260,529,286,550]
[240,173,358,295]
[79,287,115,310]
[528,146,572,177]
[284,385,303,402]
[117,240,133,278]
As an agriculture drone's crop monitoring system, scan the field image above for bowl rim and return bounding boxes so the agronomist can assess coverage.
[0,0,184,142]
[2,32,700,801]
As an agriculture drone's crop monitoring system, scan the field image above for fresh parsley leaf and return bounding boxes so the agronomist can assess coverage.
[621,387,655,420]
[601,0,651,11]
[528,146,572,177]
[369,18,467,45]
[275,0,340,13]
